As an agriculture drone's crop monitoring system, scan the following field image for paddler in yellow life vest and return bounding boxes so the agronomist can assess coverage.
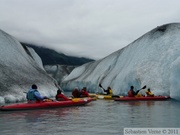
[137,88,154,97]
[146,88,154,97]
[104,86,113,95]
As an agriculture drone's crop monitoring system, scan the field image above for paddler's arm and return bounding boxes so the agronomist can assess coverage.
[34,91,47,100]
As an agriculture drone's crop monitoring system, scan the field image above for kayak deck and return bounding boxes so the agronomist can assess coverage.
[0,97,93,111]
[114,96,171,101]
[89,93,119,100]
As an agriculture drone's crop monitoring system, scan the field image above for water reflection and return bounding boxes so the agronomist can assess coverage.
[0,106,89,134]
[114,100,179,128]
[0,100,180,135]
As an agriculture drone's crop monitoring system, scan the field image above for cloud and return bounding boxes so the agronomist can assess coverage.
[0,0,180,59]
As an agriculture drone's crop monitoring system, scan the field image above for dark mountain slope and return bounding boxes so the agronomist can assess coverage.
[21,43,94,66]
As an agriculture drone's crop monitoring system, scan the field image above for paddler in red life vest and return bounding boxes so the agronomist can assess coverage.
[55,89,70,101]
[128,86,136,97]
[72,87,81,98]
[81,87,90,97]
[26,84,48,103]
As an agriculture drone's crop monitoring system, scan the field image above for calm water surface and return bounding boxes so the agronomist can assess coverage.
[0,98,180,135]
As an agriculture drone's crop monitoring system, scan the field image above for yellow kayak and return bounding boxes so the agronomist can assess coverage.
[89,93,119,100]
[70,96,97,101]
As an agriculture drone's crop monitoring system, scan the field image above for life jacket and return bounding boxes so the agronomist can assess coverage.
[56,94,70,101]
[81,90,89,97]
[104,88,113,95]
[72,89,81,98]
[27,89,38,101]
[109,89,113,95]
[128,90,135,97]
[146,91,154,97]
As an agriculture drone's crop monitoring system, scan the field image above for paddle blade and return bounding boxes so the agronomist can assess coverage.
[142,85,146,89]
[99,84,102,88]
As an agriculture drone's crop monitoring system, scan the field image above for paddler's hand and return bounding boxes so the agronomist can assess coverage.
[43,96,53,101]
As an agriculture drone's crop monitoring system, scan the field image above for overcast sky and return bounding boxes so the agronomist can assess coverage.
[0,0,180,60]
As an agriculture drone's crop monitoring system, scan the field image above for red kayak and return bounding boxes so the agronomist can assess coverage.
[114,96,170,101]
[0,97,93,111]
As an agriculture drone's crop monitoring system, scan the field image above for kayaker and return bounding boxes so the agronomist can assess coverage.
[104,86,113,95]
[128,86,136,97]
[55,89,70,101]
[26,84,48,103]
[81,87,90,97]
[72,87,81,98]
[146,88,154,97]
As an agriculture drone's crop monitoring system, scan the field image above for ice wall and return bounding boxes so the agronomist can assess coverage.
[44,65,76,85]
[0,30,58,104]
[61,23,180,99]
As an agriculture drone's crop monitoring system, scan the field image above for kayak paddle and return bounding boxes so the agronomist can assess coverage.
[135,85,146,95]
[98,83,106,94]
[99,83,106,91]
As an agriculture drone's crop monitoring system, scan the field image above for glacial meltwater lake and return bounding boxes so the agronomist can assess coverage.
[0,95,180,135]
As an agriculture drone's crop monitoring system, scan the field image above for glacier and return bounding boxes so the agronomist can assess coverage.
[44,65,76,85]
[61,23,180,99]
[0,30,58,104]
